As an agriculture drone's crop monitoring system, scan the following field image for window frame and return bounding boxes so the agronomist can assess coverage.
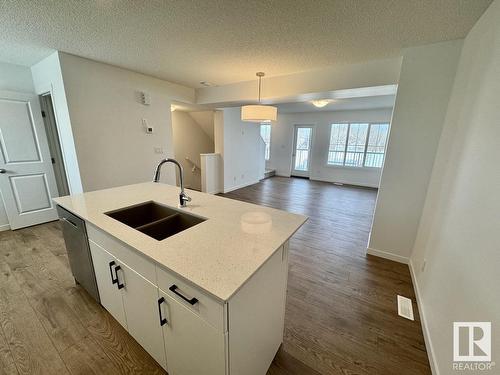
[326,122,389,169]
[260,123,272,161]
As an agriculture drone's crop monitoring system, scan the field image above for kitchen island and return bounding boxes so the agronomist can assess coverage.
[54,182,307,375]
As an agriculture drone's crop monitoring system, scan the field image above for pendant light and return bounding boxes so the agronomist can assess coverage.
[241,72,277,122]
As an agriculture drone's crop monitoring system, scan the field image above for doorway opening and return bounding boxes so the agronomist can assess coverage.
[39,93,70,196]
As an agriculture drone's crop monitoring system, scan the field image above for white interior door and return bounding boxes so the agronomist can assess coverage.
[0,90,59,229]
[291,125,313,177]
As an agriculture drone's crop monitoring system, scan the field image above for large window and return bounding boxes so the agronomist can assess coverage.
[260,123,271,160]
[328,123,389,168]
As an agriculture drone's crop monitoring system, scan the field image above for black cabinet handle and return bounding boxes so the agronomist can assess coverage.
[114,265,125,289]
[169,284,198,305]
[109,261,118,284]
[158,297,167,326]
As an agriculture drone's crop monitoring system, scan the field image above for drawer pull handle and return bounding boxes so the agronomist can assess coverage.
[169,284,198,305]
[114,265,125,289]
[158,297,168,326]
[109,261,118,284]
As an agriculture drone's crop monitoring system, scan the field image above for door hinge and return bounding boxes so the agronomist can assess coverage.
[41,110,46,118]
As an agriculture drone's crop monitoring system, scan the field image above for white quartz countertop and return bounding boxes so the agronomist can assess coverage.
[54,182,307,302]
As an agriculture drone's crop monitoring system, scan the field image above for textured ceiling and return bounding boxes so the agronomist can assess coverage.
[0,0,492,88]
[277,95,396,113]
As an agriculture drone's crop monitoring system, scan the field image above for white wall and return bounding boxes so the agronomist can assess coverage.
[171,111,214,191]
[213,110,224,190]
[0,62,37,229]
[31,52,84,195]
[268,108,393,187]
[220,107,265,193]
[410,1,500,372]
[197,58,401,105]
[57,53,195,192]
[368,40,463,262]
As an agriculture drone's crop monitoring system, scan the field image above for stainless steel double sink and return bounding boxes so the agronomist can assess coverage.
[105,201,206,241]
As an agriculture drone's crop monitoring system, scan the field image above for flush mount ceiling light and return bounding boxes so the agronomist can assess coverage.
[311,99,333,108]
[241,72,277,123]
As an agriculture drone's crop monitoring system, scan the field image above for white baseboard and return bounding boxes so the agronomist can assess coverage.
[409,259,439,375]
[0,223,11,232]
[366,247,409,264]
[310,175,379,189]
[205,189,221,195]
[223,179,260,193]
[275,173,291,178]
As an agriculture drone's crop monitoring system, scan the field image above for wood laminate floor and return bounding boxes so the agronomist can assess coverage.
[0,176,430,374]
[222,177,430,375]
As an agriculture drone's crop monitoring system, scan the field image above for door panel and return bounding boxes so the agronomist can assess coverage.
[120,262,167,369]
[291,125,313,177]
[89,241,127,328]
[160,291,225,375]
[0,100,41,162]
[10,174,51,213]
[0,91,59,229]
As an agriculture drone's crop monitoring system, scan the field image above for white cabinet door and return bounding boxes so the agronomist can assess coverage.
[120,262,167,370]
[228,247,287,375]
[159,290,225,375]
[89,241,127,328]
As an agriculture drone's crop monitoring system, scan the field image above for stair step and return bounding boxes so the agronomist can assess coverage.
[264,169,276,179]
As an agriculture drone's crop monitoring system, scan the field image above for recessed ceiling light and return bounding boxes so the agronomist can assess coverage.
[311,99,332,108]
[200,81,214,87]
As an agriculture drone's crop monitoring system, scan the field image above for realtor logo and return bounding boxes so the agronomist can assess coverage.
[453,322,491,362]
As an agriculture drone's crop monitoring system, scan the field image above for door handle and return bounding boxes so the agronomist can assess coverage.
[109,261,118,284]
[158,297,168,326]
[169,284,198,305]
[61,217,78,228]
[0,169,6,174]
[114,265,125,289]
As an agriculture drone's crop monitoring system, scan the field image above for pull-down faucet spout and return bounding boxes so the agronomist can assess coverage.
[153,158,191,207]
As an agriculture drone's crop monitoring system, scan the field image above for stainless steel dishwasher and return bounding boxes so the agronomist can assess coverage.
[57,205,100,303]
